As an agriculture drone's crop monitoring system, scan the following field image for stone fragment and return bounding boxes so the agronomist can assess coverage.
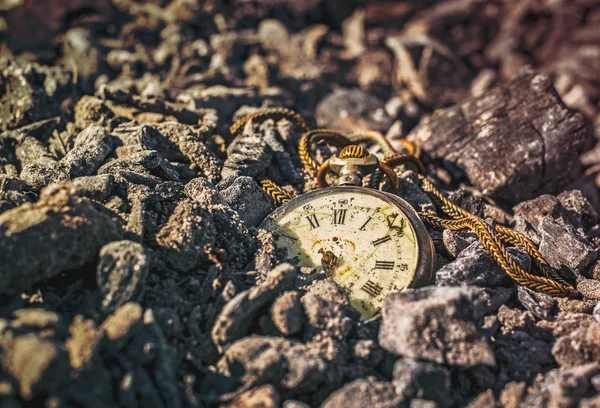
[397,171,436,214]
[10,309,63,333]
[155,199,216,272]
[577,279,600,300]
[1,334,69,400]
[320,378,402,408]
[101,302,144,350]
[229,385,280,408]
[20,160,69,192]
[315,88,393,132]
[0,183,123,295]
[467,390,496,408]
[65,315,102,370]
[552,322,600,368]
[222,121,273,179]
[594,302,600,324]
[185,177,224,207]
[97,240,150,312]
[218,176,275,227]
[71,174,115,202]
[301,279,355,339]
[499,382,527,408]
[380,287,495,367]
[98,150,180,182]
[521,364,600,407]
[217,335,334,394]
[442,229,470,258]
[393,358,451,406]
[150,122,222,183]
[557,190,599,231]
[407,68,591,205]
[435,242,529,288]
[211,263,296,350]
[142,309,181,408]
[58,126,114,178]
[0,58,73,131]
[270,291,305,336]
[517,286,556,320]
[74,95,115,129]
[538,215,597,274]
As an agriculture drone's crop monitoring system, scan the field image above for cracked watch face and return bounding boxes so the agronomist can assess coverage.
[260,186,435,319]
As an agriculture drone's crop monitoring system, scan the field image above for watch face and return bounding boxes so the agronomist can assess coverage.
[260,186,434,319]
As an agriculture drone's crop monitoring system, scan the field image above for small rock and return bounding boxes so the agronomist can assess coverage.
[442,229,470,258]
[320,377,402,408]
[71,174,115,202]
[435,242,528,288]
[557,189,598,231]
[58,125,114,178]
[315,88,393,132]
[499,382,527,408]
[98,150,180,182]
[0,58,73,131]
[577,279,600,300]
[538,215,597,274]
[20,160,69,192]
[101,302,144,350]
[65,315,102,370]
[222,121,273,179]
[593,302,600,324]
[301,279,355,340]
[155,199,217,272]
[218,176,275,227]
[217,335,334,394]
[397,171,436,214]
[393,358,452,406]
[467,390,496,408]
[552,322,600,368]
[380,287,495,367]
[1,334,69,400]
[212,263,296,350]
[517,286,556,320]
[270,291,305,336]
[229,385,280,408]
[0,183,123,295]
[185,177,224,207]
[521,364,600,407]
[10,309,63,333]
[97,240,150,312]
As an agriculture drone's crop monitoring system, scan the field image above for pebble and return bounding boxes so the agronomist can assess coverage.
[211,263,296,351]
[97,240,150,312]
[380,286,495,367]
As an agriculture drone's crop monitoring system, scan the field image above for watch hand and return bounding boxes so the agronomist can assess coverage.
[318,248,338,277]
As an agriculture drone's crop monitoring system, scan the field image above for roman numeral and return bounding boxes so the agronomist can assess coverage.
[375,260,395,270]
[361,280,383,297]
[372,235,391,246]
[332,209,347,225]
[306,214,320,229]
[359,216,372,231]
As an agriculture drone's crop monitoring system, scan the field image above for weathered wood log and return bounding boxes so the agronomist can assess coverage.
[408,67,592,205]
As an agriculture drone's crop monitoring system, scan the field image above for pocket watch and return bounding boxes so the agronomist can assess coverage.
[259,145,435,319]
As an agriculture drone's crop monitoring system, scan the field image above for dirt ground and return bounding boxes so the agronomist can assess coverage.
[1,0,600,407]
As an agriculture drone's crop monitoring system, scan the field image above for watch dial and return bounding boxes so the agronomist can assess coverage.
[261,189,420,319]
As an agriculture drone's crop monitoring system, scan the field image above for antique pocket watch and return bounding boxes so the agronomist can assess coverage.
[234,107,578,320]
[260,145,435,319]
